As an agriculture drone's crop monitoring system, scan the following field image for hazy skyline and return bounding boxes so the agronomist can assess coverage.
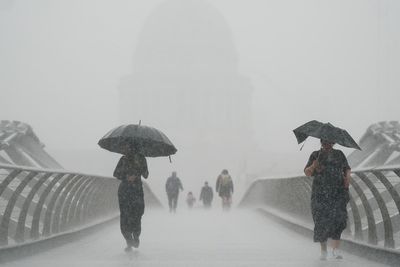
[1,0,399,180]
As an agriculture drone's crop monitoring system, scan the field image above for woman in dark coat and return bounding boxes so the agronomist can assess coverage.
[113,152,148,251]
[215,169,234,211]
[304,139,351,260]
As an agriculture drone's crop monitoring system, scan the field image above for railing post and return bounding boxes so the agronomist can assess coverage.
[0,169,23,196]
[356,172,395,248]
[349,177,378,245]
[15,172,52,242]
[30,173,67,239]
[42,175,82,236]
[72,179,99,226]
[60,177,93,231]
[347,187,363,241]
[0,172,38,246]
[372,170,400,215]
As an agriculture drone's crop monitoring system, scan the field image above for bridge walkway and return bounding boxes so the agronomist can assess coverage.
[2,209,386,267]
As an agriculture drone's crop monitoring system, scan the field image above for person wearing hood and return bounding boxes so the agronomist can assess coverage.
[215,169,234,211]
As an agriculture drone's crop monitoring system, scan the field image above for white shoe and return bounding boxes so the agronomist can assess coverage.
[332,249,343,260]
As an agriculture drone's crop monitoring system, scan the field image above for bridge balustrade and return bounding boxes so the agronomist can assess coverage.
[0,164,159,247]
[240,167,400,251]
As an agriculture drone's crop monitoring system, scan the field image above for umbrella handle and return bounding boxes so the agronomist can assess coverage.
[169,155,172,163]
[316,149,324,163]
[300,139,307,151]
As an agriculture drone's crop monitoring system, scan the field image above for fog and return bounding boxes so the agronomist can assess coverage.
[1,0,400,199]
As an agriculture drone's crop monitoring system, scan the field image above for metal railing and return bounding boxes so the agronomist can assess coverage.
[239,167,400,250]
[0,163,160,247]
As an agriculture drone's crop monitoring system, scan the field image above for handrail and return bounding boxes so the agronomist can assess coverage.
[0,164,161,247]
[240,167,400,250]
[0,163,112,180]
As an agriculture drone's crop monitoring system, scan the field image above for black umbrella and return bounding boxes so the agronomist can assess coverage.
[293,120,361,150]
[98,124,177,157]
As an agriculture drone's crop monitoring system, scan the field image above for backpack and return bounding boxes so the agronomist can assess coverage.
[220,174,231,187]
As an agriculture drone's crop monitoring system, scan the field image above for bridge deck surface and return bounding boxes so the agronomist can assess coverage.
[3,209,387,267]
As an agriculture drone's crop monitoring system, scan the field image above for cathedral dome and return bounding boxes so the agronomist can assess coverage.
[133,0,238,76]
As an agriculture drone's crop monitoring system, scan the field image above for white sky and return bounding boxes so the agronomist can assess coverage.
[0,0,399,179]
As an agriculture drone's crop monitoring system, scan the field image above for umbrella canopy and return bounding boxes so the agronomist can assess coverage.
[98,124,177,157]
[293,120,361,150]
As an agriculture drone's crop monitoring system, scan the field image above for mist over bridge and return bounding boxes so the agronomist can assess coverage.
[1,0,400,265]
[1,121,400,266]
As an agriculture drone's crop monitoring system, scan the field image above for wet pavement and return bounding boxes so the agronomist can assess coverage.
[3,209,389,267]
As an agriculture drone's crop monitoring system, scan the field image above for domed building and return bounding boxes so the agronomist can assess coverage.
[119,0,254,184]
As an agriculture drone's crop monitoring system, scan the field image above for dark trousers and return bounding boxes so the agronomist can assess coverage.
[118,182,145,243]
[167,193,179,212]
[202,201,212,208]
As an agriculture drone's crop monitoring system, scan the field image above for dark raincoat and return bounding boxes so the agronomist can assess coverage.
[165,175,183,212]
[113,154,148,243]
[216,174,233,198]
[305,149,350,242]
[199,185,213,207]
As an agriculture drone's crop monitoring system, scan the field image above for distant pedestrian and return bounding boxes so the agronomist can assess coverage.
[216,169,233,211]
[304,139,351,260]
[113,151,149,252]
[199,181,213,208]
[165,171,183,213]
[186,192,196,209]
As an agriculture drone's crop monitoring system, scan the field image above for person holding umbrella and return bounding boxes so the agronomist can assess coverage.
[294,121,360,260]
[113,145,148,251]
[304,139,351,260]
[98,123,177,252]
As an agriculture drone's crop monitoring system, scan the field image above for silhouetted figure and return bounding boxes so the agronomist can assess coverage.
[304,139,351,260]
[165,171,183,213]
[113,152,149,252]
[186,191,196,209]
[199,181,213,208]
[216,169,233,211]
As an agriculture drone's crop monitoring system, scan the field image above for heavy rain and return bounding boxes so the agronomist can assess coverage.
[0,0,399,266]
